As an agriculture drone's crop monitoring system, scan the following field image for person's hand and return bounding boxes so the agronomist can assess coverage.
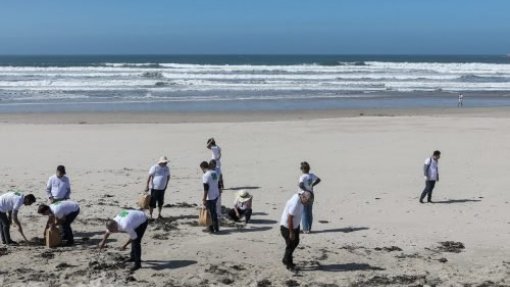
[144,187,149,192]
[424,176,428,180]
[119,246,127,251]
[289,231,296,241]
[202,199,207,206]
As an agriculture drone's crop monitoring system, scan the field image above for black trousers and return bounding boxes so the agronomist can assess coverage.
[280,226,300,265]
[420,180,436,202]
[206,198,219,232]
[150,189,165,208]
[131,219,148,266]
[0,212,11,244]
[228,208,252,223]
[61,209,80,243]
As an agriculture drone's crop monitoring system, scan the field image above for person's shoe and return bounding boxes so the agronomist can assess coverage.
[130,263,141,272]
[303,230,310,234]
[6,240,18,246]
[124,257,135,263]
[428,200,433,203]
[157,215,164,220]
[419,199,424,203]
[64,240,74,246]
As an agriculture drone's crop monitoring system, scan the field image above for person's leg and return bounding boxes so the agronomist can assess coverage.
[132,220,148,269]
[0,212,9,244]
[63,209,79,245]
[301,205,310,232]
[420,181,432,203]
[308,203,314,232]
[228,208,239,221]
[244,209,252,223]
[288,227,300,265]
[216,194,222,220]
[280,226,292,265]
[157,190,165,218]
[207,199,219,232]
[427,181,436,202]
[149,189,157,219]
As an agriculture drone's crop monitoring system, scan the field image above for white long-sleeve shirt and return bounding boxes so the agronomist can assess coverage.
[46,175,71,200]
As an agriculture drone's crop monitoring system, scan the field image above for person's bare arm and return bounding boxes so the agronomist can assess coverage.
[11,211,28,241]
[287,215,296,240]
[145,175,153,192]
[312,178,321,187]
[97,232,110,251]
[120,239,132,250]
[164,175,170,191]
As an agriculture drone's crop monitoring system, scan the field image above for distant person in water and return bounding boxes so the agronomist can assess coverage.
[46,165,71,203]
[228,190,253,224]
[207,138,224,189]
[298,162,321,234]
[420,150,441,203]
[458,93,464,107]
[145,156,171,219]
[280,190,312,270]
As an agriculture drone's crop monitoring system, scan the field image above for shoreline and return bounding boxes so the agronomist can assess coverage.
[1,106,510,124]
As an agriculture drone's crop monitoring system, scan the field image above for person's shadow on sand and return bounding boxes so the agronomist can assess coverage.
[312,227,369,234]
[431,199,481,204]
[301,263,385,272]
[144,260,197,270]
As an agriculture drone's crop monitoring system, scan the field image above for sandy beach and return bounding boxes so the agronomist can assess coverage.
[1,108,510,286]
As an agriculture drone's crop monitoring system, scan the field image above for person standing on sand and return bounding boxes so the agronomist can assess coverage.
[38,200,80,246]
[200,161,220,233]
[207,138,224,189]
[0,192,36,245]
[145,156,171,219]
[209,159,223,221]
[98,209,149,272]
[46,165,71,203]
[458,93,464,107]
[420,150,441,203]
[299,161,321,234]
[280,190,312,270]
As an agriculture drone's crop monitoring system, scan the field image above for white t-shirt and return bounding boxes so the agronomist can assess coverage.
[0,192,24,213]
[113,209,148,240]
[46,175,71,200]
[299,173,319,193]
[202,170,220,200]
[424,157,439,181]
[280,194,304,229]
[149,164,170,190]
[210,146,222,168]
[50,200,80,219]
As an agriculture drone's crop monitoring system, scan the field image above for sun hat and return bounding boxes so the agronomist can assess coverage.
[158,156,169,164]
[236,190,253,203]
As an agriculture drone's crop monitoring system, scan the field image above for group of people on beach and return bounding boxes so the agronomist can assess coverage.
[0,136,440,272]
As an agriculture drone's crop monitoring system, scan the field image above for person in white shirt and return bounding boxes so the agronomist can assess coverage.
[228,190,253,224]
[280,191,312,270]
[458,93,464,107]
[145,156,171,219]
[0,192,36,245]
[98,209,149,271]
[46,165,71,202]
[38,200,80,246]
[207,138,224,189]
[200,161,220,233]
[298,162,321,234]
[209,160,223,220]
[420,150,441,203]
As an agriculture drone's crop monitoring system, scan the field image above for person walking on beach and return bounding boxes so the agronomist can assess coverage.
[299,161,321,234]
[200,161,220,233]
[209,159,223,221]
[207,138,224,189]
[98,209,149,271]
[420,150,441,203]
[228,190,253,224]
[0,192,36,245]
[458,93,464,107]
[280,191,312,270]
[46,165,71,203]
[145,156,171,219]
[38,200,80,246]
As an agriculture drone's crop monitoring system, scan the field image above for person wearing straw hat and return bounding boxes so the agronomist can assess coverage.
[145,156,171,219]
[280,190,313,270]
[228,190,253,224]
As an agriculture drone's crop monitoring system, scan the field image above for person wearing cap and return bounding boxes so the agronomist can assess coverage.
[98,209,149,271]
[280,191,312,270]
[228,190,253,224]
[420,150,441,203]
[207,138,224,189]
[209,160,223,220]
[38,200,80,246]
[298,161,321,234]
[145,156,171,219]
[0,191,36,245]
[200,161,220,233]
[46,165,71,203]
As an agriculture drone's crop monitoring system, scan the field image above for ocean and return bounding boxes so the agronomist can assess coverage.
[1,55,510,113]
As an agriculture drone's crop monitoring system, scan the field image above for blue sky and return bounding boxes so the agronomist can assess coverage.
[0,0,509,55]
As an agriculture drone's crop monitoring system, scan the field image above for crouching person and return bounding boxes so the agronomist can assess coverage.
[98,209,148,271]
[38,200,80,246]
[0,192,36,245]
[228,190,253,224]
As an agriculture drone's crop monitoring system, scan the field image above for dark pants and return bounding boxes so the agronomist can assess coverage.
[280,226,300,266]
[420,180,436,202]
[0,212,12,244]
[206,198,219,232]
[61,209,80,244]
[228,208,252,223]
[131,219,148,266]
[150,189,165,208]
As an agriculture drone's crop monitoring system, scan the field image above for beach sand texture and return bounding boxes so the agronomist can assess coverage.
[0,110,509,286]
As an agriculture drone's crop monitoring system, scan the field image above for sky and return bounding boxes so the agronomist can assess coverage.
[0,0,509,55]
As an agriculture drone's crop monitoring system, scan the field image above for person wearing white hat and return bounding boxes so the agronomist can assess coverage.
[228,190,253,224]
[145,156,171,219]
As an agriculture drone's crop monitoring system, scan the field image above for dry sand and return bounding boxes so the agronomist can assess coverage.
[0,108,510,286]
